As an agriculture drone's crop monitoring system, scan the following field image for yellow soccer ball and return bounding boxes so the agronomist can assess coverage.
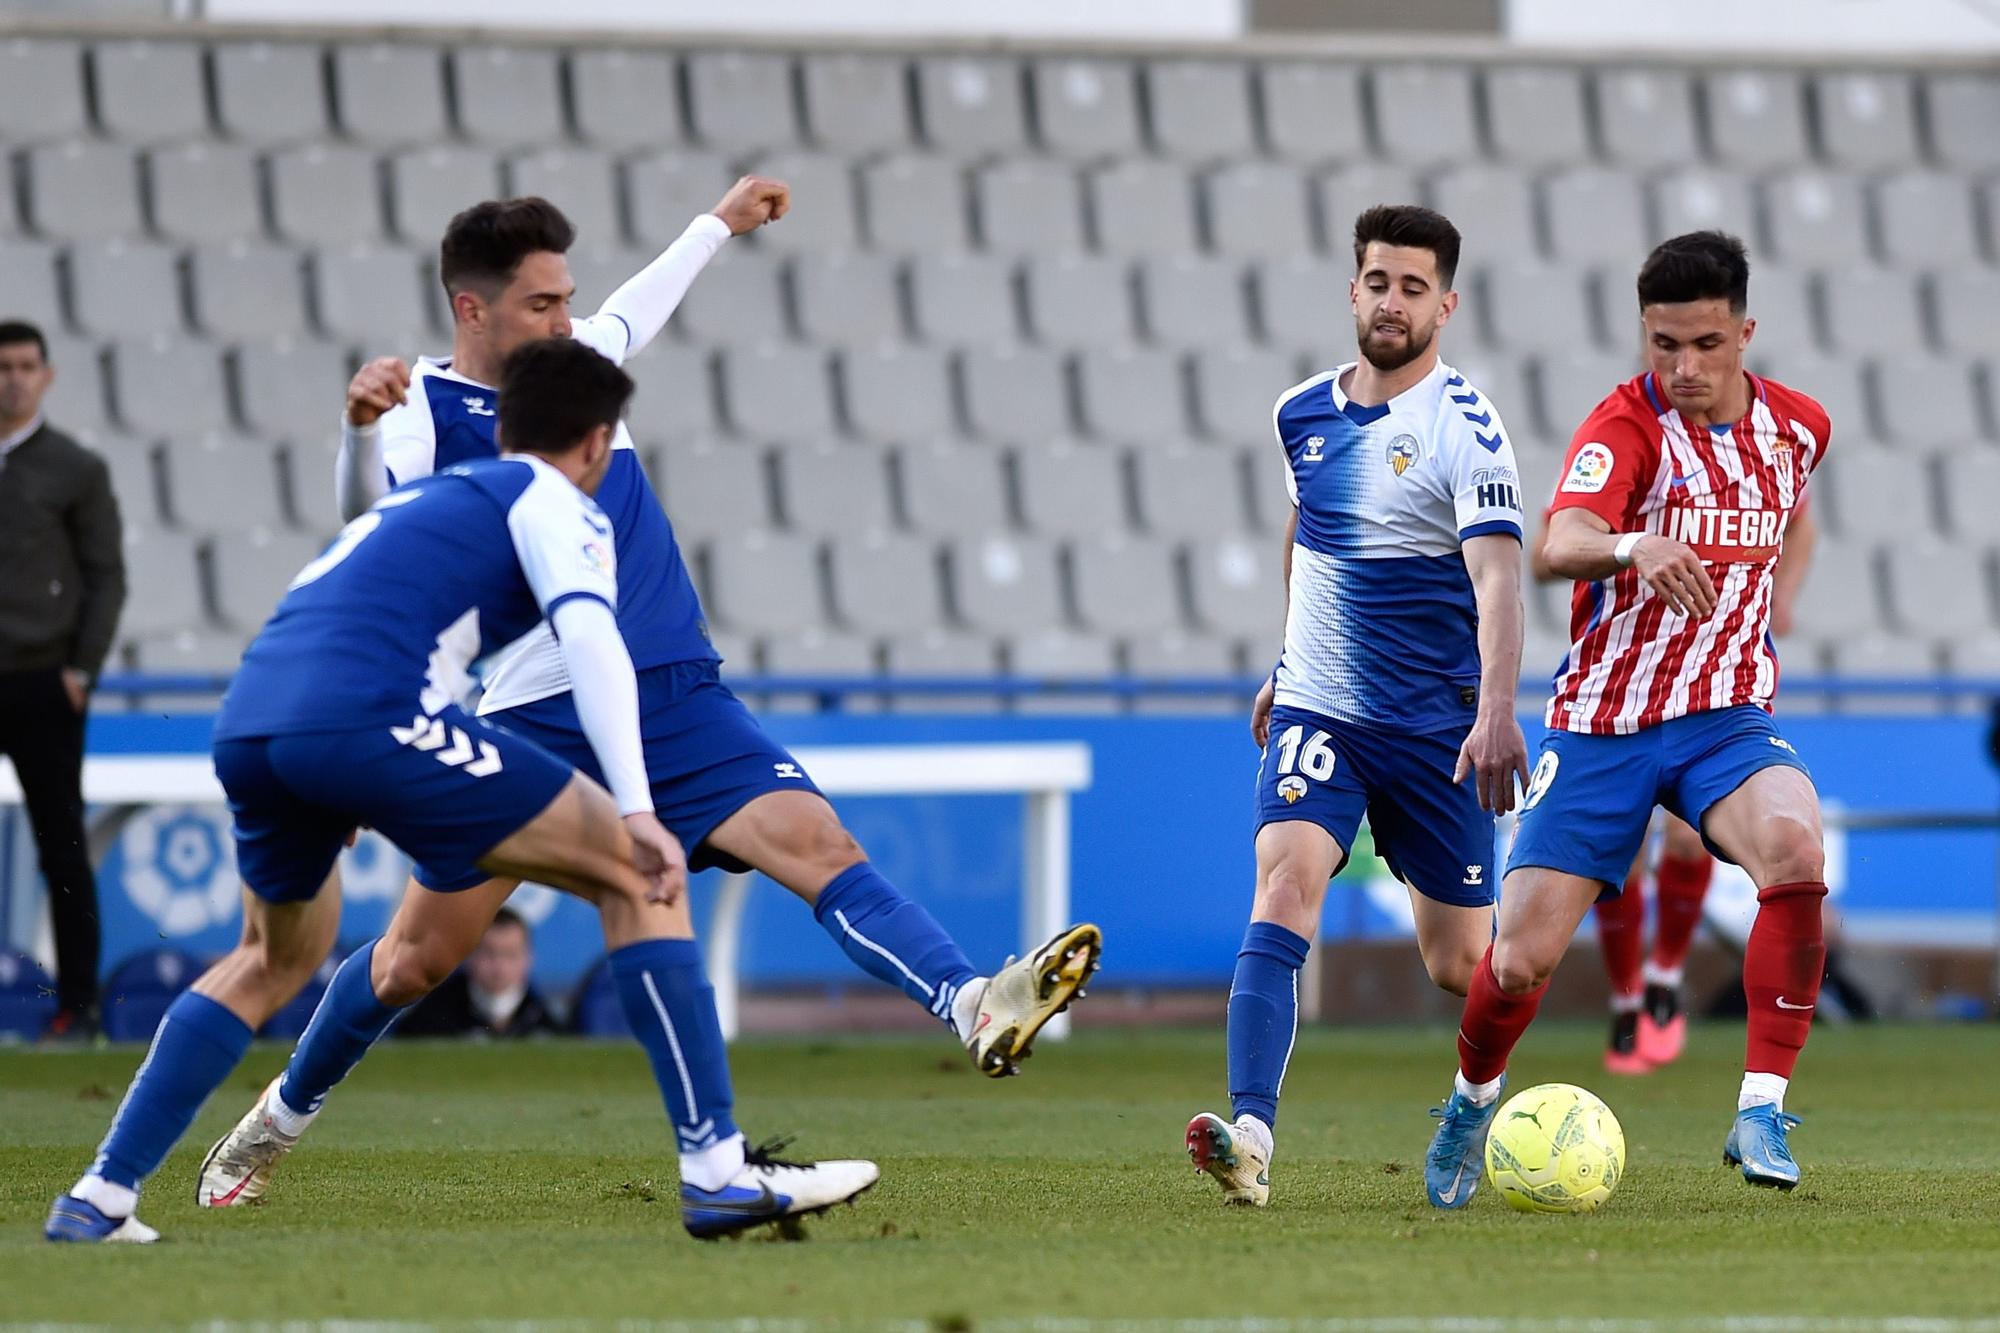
[1484,1082,1625,1214]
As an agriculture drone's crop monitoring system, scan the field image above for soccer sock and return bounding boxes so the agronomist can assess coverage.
[1456,946,1549,1088]
[1226,921,1310,1130]
[278,940,406,1117]
[1594,875,1646,1008]
[85,991,253,1194]
[1649,852,1715,981]
[1741,881,1827,1083]
[607,938,740,1161]
[812,862,979,1030]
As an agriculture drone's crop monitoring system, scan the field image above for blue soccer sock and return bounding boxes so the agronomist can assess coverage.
[812,862,979,1030]
[278,940,407,1117]
[87,990,254,1192]
[608,939,740,1164]
[1227,921,1311,1130]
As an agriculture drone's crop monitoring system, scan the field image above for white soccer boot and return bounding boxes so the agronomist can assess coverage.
[1185,1111,1272,1206]
[963,923,1103,1077]
[197,1076,304,1207]
[680,1138,880,1239]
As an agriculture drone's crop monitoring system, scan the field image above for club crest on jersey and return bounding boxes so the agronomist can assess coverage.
[462,396,496,417]
[1276,775,1307,804]
[1385,434,1421,477]
[1561,443,1615,494]
[1302,435,1325,463]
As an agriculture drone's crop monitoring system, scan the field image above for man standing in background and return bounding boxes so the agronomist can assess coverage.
[0,321,125,1042]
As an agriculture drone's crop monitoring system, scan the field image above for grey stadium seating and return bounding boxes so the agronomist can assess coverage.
[0,29,1987,708]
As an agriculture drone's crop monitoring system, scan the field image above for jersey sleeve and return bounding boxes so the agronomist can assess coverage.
[377,396,439,488]
[504,469,620,620]
[1549,400,1655,531]
[1444,398,1526,543]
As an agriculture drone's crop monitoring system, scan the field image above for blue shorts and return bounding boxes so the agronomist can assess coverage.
[490,660,822,877]
[1508,705,1813,890]
[1254,705,1496,908]
[214,705,575,903]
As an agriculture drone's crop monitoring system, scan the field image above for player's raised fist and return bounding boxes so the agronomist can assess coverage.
[710,175,791,236]
[1630,535,1719,620]
[345,356,411,428]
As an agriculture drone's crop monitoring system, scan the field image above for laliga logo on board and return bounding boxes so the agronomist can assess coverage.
[119,805,240,936]
[1385,434,1421,477]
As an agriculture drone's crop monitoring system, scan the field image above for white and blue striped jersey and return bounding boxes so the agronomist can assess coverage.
[214,456,617,740]
[1273,359,1525,735]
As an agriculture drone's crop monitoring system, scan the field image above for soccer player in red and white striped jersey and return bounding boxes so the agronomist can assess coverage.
[1423,232,1835,1207]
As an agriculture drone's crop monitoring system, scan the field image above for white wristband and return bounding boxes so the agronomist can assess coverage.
[1613,533,1645,567]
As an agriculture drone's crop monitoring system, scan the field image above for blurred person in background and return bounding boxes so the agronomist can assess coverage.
[396,907,558,1038]
[0,320,125,1043]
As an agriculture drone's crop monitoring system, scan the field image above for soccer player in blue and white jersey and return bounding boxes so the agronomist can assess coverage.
[197,187,1099,1235]
[1185,206,1530,1206]
[48,341,874,1242]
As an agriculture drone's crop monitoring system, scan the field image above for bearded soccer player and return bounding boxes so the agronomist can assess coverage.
[1424,230,1832,1208]
[1184,204,1529,1207]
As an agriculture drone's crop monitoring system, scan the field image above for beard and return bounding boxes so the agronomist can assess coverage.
[1355,316,1435,372]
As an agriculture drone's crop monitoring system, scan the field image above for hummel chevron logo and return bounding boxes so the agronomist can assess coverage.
[1450,391,1481,406]
[390,716,504,777]
[1475,431,1504,453]
[1445,373,1465,387]
[1461,409,1492,429]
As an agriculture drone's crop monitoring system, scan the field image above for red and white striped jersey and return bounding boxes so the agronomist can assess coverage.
[1545,371,1830,736]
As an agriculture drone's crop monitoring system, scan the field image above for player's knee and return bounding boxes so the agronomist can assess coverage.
[1757,819,1824,886]
[372,937,457,1007]
[1252,861,1324,933]
[790,811,865,879]
[1488,941,1554,995]
[1425,944,1483,997]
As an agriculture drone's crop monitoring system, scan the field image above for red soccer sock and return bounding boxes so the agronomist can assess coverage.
[1742,881,1828,1079]
[1456,947,1550,1085]
[1594,874,1645,1004]
[1649,852,1715,975]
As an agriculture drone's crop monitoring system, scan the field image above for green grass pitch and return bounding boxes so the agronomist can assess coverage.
[4,1023,1999,1330]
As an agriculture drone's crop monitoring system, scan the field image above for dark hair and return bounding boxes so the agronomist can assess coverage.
[1352,204,1462,290]
[1637,231,1750,313]
[439,197,576,298]
[490,906,528,935]
[0,320,48,362]
[498,338,633,456]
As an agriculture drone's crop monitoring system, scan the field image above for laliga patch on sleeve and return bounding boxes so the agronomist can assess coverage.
[1560,442,1615,494]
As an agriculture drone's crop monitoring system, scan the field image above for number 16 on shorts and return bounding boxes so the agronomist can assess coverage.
[1254,705,1373,848]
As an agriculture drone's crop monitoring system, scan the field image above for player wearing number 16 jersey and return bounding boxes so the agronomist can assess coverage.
[1424,231,1834,1209]
[1186,206,1529,1207]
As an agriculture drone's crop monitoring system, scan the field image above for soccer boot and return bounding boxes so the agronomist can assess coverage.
[45,1195,159,1244]
[1184,1111,1270,1206]
[1425,1073,1505,1210]
[1637,982,1688,1067]
[680,1138,879,1240]
[197,1076,302,1207]
[1723,1104,1802,1189]
[1604,1010,1651,1075]
[965,923,1103,1078]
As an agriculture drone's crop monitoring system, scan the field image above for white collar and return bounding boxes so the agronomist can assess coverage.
[0,414,43,455]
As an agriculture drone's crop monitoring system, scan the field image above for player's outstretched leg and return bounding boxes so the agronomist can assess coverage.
[48,868,342,1242]
[1638,829,1714,1068]
[1595,869,1649,1075]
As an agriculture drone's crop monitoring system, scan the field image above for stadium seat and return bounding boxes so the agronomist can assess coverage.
[508,149,623,247]
[118,526,205,637]
[959,345,1073,440]
[862,154,974,253]
[1941,450,2000,543]
[841,343,954,440]
[1789,539,1882,640]
[947,533,1064,633]
[1884,541,1996,638]
[1021,254,1136,348]
[164,437,292,535]
[1258,62,1367,164]
[1318,164,1423,250]
[270,144,383,246]
[763,632,885,712]
[98,433,163,529]
[975,158,1088,255]
[0,240,62,330]
[1138,256,1252,350]
[1733,265,1819,356]
[747,153,860,256]
[1075,347,1187,440]
[25,141,144,241]
[127,626,250,678]
[719,344,837,439]
[884,629,1004,712]
[1203,160,1316,260]
[1703,68,1811,170]
[1595,67,1702,168]
[1017,442,1130,536]
[1869,356,1987,445]
[1069,534,1182,635]
[792,253,906,347]
[190,242,309,341]
[625,150,736,249]
[1430,167,1539,272]
[1825,636,1945,712]
[210,528,330,629]
[1820,267,1927,357]
[332,42,449,145]
[212,41,330,146]
[1533,352,1642,439]
[673,250,790,346]
[623,344,720,440]
[1030,57,1142,159]
[1187,535,1285,637]
[1925,72,2000,171]
[1252,257,1349,354]
[312,247,433,346]
[1813,70,1920,170]
[235,336,352,442]
[67,241,182,339]
[148,143,263,244]
[1133,445,1249,538]
[1751,352,1870,442]
[650,441,772,539]
[1191,347,1301,440]
[388,147,505,247]
[41,337,110,432]
[686,50,798,153]
[827,531,947,635]
[801,51,913,153]
[569,50,681,150]
[0,951,58,1040]
[908,252,1019,345]
[1763,172,1873,268]
[101,949,202,1043]
[1088,159,1200,257]
[1543,169,1649,267]
[1482,265,1597,355]
[451,45,565,147]
[1127,631,1236,680]
[1484,65,1591,167]
[896,442,1012,534]
[701,529,824,634]
[0,37,90,143]
[567,247,650,312]
[915,54,1029,156]
[1372,64,1479,167]
[1009,630,1121,714]
[1650,167,1758,244]
[1875,173,1983,271]
[109,337,230,438]
[1824,448,1937,541]
[1149,59,1257,162]
[776,442,894,536]
[92,39,209,144]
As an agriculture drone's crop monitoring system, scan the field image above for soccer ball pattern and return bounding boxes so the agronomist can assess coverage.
[1484,1082,1625,1214]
